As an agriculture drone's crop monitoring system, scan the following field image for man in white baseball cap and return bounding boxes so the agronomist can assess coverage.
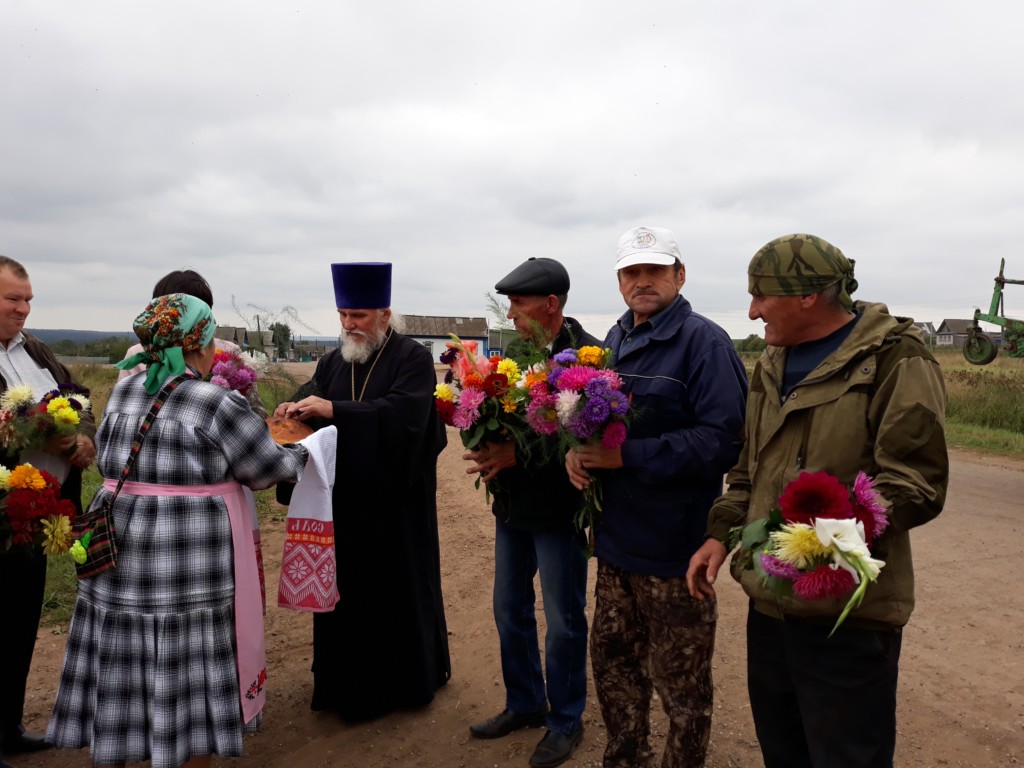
[566,225,748,768]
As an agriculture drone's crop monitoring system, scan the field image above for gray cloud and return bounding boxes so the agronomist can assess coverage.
[2,1,1021,340]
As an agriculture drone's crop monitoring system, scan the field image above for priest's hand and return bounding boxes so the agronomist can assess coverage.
[280,396,333,420]
[464,441,516,483]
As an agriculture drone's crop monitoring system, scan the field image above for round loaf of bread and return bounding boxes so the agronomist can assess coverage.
[266,416,314,445]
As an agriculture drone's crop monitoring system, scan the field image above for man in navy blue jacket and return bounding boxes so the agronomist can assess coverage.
[566,227,748,768]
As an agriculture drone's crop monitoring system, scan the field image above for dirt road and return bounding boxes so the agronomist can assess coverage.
[15,437,1024,767]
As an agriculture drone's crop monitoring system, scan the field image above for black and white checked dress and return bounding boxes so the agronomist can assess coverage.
[47,373,306,768]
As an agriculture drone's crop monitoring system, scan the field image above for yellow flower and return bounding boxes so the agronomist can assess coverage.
[0,465,10,491]
[8,464,45,490]
[525,371,548,388]
[769,523,831,569]
[42,514,73,555]
[70,540,88,564]
[46,396,72,413]
[0,385,35,409]
[496,358,521,382]
[51,406,80,427]
[434,383,456,402]
[576,346,606,367]
[501,395,519,413]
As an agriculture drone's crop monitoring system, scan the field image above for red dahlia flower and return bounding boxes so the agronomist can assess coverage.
[777,471,853,526]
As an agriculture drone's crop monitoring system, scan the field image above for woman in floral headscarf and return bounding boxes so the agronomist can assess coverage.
[48,294,310,768]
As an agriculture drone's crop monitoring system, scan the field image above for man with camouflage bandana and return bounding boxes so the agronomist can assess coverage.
[687,234,948,768]
[566,226,747,768]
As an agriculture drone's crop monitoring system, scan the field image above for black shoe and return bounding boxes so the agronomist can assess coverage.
[469,708,547,739]
[4,728,49,754]
[529,726,584,768]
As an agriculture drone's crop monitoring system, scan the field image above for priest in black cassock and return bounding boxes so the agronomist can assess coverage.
[275,261,450,721]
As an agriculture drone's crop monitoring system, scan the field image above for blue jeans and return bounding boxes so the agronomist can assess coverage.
[493,518,588,735]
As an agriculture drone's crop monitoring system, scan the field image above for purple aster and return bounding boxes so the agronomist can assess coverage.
[444,369,454,384]
[584,377,612,399]
[759,553,801,581]
[566,411,599,440]
[439,347,458,365]
[606,391,629,416]
[553,349,578,365]
[546,366,565,390]
[583,395,610,424]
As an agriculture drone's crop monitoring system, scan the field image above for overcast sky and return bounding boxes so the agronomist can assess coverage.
[3,1,1021,341]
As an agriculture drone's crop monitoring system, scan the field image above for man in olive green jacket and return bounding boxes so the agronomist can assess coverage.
[687,234,947,768]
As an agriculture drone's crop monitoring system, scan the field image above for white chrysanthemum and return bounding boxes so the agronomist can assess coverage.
[1,385,35,409]
[69,393,92,412]
[0,465,11,490]
[555,390,581,426]
[240,350,270,373]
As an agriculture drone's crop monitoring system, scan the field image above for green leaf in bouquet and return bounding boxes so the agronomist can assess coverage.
[741,518,771,550]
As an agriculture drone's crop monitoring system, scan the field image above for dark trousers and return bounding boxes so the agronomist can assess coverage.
[0,548,46,748]
[747,606,903,768]
[591,560,716,768]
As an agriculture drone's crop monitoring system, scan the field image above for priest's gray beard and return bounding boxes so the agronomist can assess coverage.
[341,324,388,363]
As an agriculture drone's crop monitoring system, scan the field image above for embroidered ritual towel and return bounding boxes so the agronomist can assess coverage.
[278,425,339,612]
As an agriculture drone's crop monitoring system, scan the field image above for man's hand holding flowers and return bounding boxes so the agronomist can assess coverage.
[566,441,623,490]
[463,440,517,484]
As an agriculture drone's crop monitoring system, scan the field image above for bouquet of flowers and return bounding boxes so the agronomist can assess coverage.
[209,349,260,395]
[0,462,76,556]
[523,346,630,532]
[434,335,534,453]
[0,384,91,453]
[728,470,890,635]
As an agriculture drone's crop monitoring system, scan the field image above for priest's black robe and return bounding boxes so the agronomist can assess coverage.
[282,330,450,720]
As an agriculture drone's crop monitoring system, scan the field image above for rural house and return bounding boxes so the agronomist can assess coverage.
[403,315,489,360]
[934,319,974,349]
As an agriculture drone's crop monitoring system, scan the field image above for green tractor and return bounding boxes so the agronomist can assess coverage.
[963,258,1024,365]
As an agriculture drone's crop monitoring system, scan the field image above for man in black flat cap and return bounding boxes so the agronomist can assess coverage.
[465,257,599,768]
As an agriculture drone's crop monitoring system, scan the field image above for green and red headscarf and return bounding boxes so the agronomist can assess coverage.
[116,293,217,394]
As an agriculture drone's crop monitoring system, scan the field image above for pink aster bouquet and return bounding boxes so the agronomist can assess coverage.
[729,470,890,635]
[208,349,259,396]
[434,335,536,452]
[523,345,630,532]
[0,462,77,556]
[0,384,92,453]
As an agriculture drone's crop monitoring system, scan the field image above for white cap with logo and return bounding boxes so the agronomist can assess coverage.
[615,226,681,271]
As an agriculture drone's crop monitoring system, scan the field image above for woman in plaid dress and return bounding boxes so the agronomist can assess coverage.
[48,295,309,768]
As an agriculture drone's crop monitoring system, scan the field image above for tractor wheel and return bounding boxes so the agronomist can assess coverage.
[963,332,997,365]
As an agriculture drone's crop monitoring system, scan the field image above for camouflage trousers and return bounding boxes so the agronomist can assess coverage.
[591,560,717,768]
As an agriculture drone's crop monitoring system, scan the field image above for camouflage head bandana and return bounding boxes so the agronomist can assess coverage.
[747,233,858,310]
[116,293,217,394]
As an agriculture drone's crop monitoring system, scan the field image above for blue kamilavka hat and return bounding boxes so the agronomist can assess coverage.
[331,262,392,309]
